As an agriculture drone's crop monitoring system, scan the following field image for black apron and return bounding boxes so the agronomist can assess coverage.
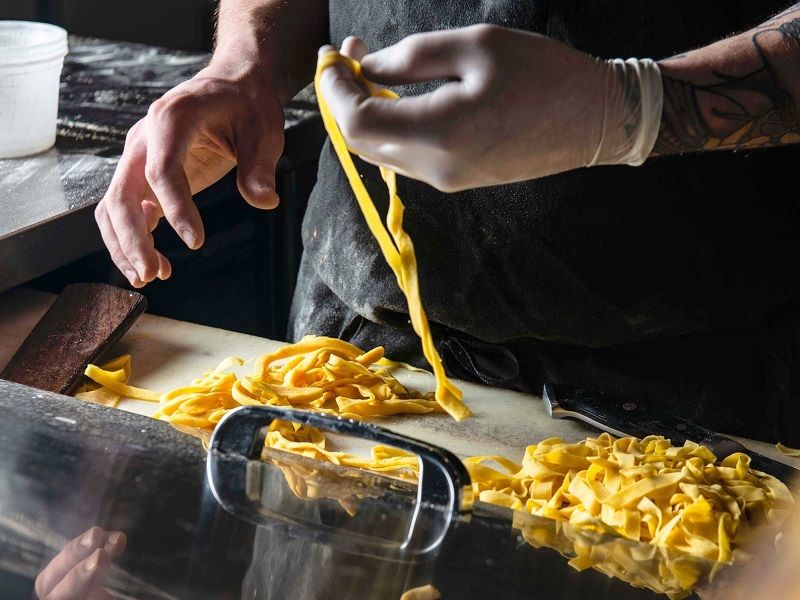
[289,0,800,444]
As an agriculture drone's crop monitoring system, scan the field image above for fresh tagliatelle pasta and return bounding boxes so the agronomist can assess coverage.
[81,336,436,479]
[314,50,470,422]
[78,340,795,599]
[74,354,143,407]
[777,442,800,458]
[465,434,794,559]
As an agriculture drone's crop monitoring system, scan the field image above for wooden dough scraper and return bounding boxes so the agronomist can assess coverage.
[0,283,147,395]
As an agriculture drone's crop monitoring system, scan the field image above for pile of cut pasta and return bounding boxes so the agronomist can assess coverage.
[76,337,795,598]
[466,434,794,561]
[77,336,437,478]
[468,434,794,597]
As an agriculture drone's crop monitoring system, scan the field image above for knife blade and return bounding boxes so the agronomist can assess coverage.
[542,383,799,484]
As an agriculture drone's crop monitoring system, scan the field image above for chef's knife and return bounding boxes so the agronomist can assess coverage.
[543,383,799,484]
[1,283,146,395]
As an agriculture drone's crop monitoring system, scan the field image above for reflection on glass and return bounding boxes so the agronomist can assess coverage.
[511,509,756,600]
[0,516,178,600]
[256,442,420,544]
[213,419,456,557]
[34,526,126,600]
[208,408,468,561]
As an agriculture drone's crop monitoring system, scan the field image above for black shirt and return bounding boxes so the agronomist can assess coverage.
[289,0,800,443]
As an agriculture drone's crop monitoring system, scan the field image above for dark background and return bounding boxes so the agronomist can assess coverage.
[0,0,217,50]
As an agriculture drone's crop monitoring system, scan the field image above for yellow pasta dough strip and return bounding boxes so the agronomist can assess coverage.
[74,355,133,408]
[399,584,442,600]
[314,50,470,421]
[79,338,444,477]
[777,442,800,458]
[83,364,161,402]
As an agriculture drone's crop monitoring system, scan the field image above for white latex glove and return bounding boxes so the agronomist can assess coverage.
[319,26,662,192]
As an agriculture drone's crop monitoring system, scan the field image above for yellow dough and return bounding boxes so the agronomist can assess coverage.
[81,336,436,478]
[314,50,470,421]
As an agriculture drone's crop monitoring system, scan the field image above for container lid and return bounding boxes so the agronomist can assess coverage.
[0,20,68,66]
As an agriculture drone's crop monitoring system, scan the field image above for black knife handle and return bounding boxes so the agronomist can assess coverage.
[543,384,799,484]
[545,384,714,447]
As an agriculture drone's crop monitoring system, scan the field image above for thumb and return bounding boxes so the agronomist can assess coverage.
[235,119,284,210]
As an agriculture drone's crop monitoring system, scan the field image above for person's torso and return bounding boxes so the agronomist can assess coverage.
[302,0,800,348]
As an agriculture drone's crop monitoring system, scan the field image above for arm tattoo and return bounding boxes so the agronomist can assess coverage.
[654,12,800,155]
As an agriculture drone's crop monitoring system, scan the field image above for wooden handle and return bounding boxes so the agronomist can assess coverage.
[0,283,147,395]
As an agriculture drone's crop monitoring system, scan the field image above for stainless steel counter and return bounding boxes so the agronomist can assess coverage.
[0,37,320,294]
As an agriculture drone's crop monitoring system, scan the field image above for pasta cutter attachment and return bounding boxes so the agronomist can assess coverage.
[207,406,473,559]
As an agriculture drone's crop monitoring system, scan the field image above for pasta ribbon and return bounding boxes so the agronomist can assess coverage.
[777,442,800,458]
[74,355,133,407]
[399,585,441,600]
[79,345,795,599]
[464,433,794,597]
[80,336,441,478]
[314,50,470,422]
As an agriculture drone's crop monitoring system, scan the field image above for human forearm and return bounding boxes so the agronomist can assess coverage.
[213,0,328,104]
[654,4,800,155]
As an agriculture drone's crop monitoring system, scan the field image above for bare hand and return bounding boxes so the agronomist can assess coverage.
[95,60,285,287]
[34,526,127,600]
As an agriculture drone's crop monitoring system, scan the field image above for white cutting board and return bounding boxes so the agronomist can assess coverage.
[1,287,797,465]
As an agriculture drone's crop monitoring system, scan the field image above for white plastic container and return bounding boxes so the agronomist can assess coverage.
[0,21,68,158]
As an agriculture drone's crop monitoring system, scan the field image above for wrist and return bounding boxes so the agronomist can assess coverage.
[206,48,288,104]
[589,58,663,167]
[212,0,328,106]
[211,3,290,104]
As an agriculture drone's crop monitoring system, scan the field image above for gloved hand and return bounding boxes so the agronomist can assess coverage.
[319,25,662,192]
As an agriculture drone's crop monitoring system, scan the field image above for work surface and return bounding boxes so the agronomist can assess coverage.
[1,287,797,466]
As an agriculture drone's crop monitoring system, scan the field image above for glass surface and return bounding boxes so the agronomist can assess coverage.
[252,444,422,547]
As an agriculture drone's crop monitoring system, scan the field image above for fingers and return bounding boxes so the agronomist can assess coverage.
[141,199,163,232]
[341,36,369,62]
[234,110,283,210]
[98,125,164,284]
[319,44,371,134]
[360,28,474,84]
[140,200,172,280]
[141,203,172,279]
[319,46,441,145]
[35,527,125,600]
[97,196,172,287]
[155,250,172,280]
[143,97,205,249]
[99,122,173,286]
[95,201,144,288]
[319,31,489,190]
[356,147,465,192]
[45,548,112,600]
